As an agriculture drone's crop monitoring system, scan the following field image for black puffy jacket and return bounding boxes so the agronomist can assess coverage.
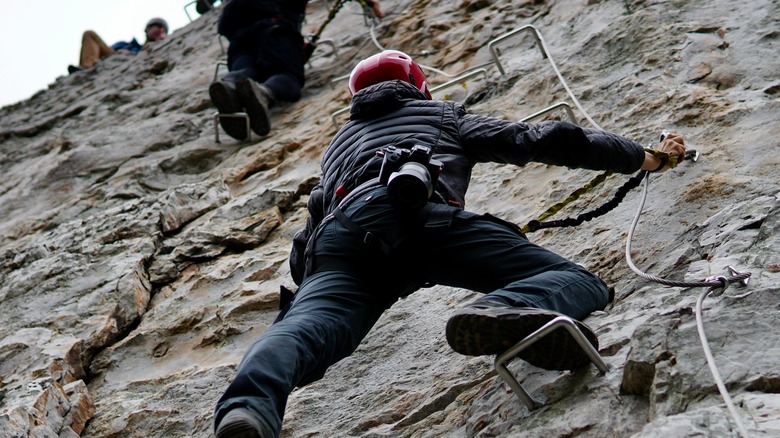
[289,80,645,284]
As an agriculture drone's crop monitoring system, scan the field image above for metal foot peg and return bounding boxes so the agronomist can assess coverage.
[213,112,251,143]
[184,0,222,23]
[213,61,228,83]
[184,1,198,22]
[494,316,609,410]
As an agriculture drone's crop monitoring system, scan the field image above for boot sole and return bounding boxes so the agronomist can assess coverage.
[215,409,270,438]
[237,79,272,136]
[209,81,249,141]
[446,307,598,371]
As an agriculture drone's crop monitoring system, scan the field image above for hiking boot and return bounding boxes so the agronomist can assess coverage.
[236,78,274,137]
[68,65,82,74]
[209,78,249,141]
[445,300,599,371]
[196,0,217,14]
[215,408,273,438]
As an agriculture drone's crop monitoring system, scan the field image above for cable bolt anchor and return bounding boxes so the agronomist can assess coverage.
[725,265,751,287]
[703,275,729,297]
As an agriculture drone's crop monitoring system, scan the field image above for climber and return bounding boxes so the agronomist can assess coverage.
[68,18,169,74]
[209,0,384,140]
[212,50,687,437]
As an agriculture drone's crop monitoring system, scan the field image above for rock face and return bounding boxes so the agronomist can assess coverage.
[1,0,778,436]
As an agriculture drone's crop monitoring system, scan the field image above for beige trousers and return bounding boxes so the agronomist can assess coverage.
[79,30,116,68]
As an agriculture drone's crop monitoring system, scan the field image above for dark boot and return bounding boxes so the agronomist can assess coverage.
[215,408,273,438]
[196,0,217,14]
[236,78,274,137]
[209,78,249,141]
[445,300,599,371]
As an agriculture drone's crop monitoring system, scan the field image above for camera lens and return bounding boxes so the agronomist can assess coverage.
[387,162,433,210]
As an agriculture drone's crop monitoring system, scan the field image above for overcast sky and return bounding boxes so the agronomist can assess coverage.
[1,1,196,108]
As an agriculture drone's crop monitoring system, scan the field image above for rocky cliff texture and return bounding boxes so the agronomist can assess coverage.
[1,0,778,436]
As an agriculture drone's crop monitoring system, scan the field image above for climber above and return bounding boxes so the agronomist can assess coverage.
[68,18,169,74]
[209,0,384,141]
[212,50,686,437]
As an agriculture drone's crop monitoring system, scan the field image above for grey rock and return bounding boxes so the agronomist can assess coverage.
[1,0,778,437]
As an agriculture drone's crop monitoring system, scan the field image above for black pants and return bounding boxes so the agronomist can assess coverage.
[214,187,610,436]
[219,2,305,102]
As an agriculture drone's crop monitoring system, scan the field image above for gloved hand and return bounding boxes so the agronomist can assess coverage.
[642,132,687,173]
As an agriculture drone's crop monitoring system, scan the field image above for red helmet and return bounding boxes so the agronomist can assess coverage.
[348,50,431,99]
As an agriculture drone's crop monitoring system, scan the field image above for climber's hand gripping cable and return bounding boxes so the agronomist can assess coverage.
[642,131,688,173]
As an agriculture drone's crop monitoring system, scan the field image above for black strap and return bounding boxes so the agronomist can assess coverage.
[334,177,381,209]
[524,170,648,233]
[279,285,295,310]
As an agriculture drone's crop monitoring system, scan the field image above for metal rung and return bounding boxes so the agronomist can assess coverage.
[329,73,351,90]
[218,34,227,56]
[213,111,251,143]
[213,61,228,83]
[429,68,489,94]
[316,39,338,58]
[488,24,601,129]
[306,39,339,69]
[185,0,221,23]
[488,24,547,76]
[330,106,350,129]
[494,316,609,410]
[519,101,577,124]
[184,1,198,22]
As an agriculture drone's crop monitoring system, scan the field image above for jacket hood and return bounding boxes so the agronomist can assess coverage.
[349,80,429,120]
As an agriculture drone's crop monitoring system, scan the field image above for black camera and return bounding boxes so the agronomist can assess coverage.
[377,145,444,210]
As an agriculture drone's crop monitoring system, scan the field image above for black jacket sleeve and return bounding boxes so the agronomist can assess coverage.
[289,182,325,285]
[458,113,645,174]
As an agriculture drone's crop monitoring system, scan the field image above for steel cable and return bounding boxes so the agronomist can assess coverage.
[696,287,751,437]
[626,173,751,287]
[627,172,752,437]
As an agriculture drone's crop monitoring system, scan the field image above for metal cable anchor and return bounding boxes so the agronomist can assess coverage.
[704,275,730,297]
[725,265,750,286]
